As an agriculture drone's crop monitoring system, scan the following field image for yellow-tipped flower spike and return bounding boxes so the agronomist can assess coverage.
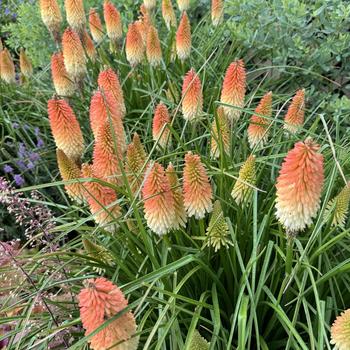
[220,59,246,122]
[19,49,33,78]
[64,0,86,35]
[182,68,203,122]
[92,120,124,185]
[142,162,176,236]
[176,11,191,61]
[51,52,75,97]
[166,163,187,229]
[126,22,145,66]
[61,27,87,83]
[211,0,224,26]
[56,148,84,202]
[140,4,152,26]
[324,182,350,227]
[82,30,97,62]
[183,152,213,219]
[39,0,62,42]
[98,67,126,117]
[247,91,272,149]
[48,97,85,164]
[284,89,305,134]
[0,49,16,84]
[146,25,163,66]
[189,330,210,350]
[103,0,123,42]
[89,8,104,44]
[275,138,324,234]
[177,0,190,11]
[153,102,171,148]
[125,133,148,196]
[81,164,121,226]
[211,107,230,159]
[162,0,177,30]
[331,309,350,350]
[204,200,230,252]
[143,0,156,10]
[231,154,256,206]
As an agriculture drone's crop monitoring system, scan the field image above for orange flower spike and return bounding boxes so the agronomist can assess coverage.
[177,0,190,11]
[51,52,75,97]
[142,162,175,235]
[103,1,123,42]
[82,30,97,62]
[64,0,86,35]
[126,22,145,66]
[146,25,163,67]
[220,59,246,122]
[176,11,191,61]
[39,0,62,42]
[284,89,305,134]
[19,49,33,78]
[211,0,224,26]
[153,103,171,148]
[56,148,84,202]
[81,164,121,225]
[0,49,16,84]
[48,97,84,163]
[92,121,123,184]
[89,90,125,141]
[79,277,139,350]
[183,152,213,219]
[275,138,324,233]
[89,8,104,44]
[182,68,203,122]
[166,163,187,229]
[98,67,126,117]
[125,133,148,196]
[330,309,350,350]
[247,91,272,149]
[143,0,156,10]
[61,27,86,83]
[162,0,177,30]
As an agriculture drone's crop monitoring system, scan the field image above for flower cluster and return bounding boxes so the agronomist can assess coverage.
[0,177,56,248]
[3,126,44,187]
[78,277,138,350]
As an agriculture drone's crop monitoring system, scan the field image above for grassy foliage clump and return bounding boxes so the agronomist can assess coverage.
[0,0,350,349]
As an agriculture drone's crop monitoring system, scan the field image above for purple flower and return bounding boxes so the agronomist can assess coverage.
[18,143,27,158]
[4,7,10,15]
[12,122,19,129]
[36,138,44,148]
[16,160,27,171]
[13,174,25,187]
[26,162,35,170]
[29,152,40,162]
[3,165,13,174]
[34,127,40,136]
